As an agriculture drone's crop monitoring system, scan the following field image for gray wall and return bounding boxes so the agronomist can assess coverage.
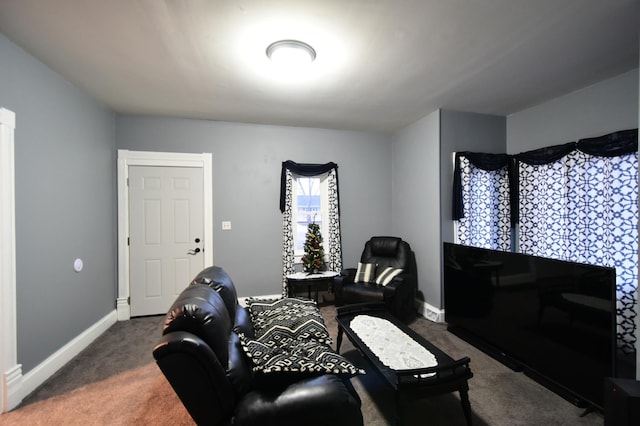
[439,110,507,244]
[390,110,441,306]
[507,69,638,153]
[115,115,391,297]
[0,34,116,373]
[389,109,505,309]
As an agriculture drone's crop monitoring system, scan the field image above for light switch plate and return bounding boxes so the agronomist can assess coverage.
[222,221,232,230]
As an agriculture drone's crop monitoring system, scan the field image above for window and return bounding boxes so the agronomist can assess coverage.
[292,176,329,259]
[280,161,342,296]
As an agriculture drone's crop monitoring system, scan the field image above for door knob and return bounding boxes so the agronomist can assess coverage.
[187,248,201,255]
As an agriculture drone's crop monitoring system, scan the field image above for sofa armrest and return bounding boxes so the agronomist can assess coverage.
[340,268,357,278]
[234,374,363,426]
[382,272,417,322]
[153,331,235,426]
[382,273,407,297]
[334,268,356,292]
[382,271,416,294]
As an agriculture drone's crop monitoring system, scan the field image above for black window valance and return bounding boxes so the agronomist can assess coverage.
[280,160,339,213]
[577,128,638,157]
[513,142,577,165]
[514,129,638,165]
[452,128,638,225]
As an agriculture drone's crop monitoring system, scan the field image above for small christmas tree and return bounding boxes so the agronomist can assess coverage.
[301,222,326,274]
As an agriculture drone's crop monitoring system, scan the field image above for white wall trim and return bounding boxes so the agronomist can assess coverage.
[15,310,117,406]
[417,299,445,323]
[237,294,282,307]
[0,108,18,413]
[117,150,213,321]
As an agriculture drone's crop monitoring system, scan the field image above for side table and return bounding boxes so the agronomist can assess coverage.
[286,271,338,303]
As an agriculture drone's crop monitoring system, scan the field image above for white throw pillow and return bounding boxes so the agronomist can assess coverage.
[375,267,403,286]
[354,262,376,283]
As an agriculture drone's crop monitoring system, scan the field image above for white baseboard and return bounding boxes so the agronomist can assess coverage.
[417,299,445,323]
[238,294,282,307]
[9,309,117,409]
[240,295,447,324]
[3,364,22,411]
[116,297,130,321]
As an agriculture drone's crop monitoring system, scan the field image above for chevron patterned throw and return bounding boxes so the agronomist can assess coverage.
[240,297,364,376]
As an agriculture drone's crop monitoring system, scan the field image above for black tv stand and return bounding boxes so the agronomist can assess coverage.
[447,324,606,415]
[446,325,523,372]
[579,406,597,418]
[521,366,605,415]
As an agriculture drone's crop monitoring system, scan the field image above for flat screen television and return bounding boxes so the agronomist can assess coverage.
[443,242,617,410]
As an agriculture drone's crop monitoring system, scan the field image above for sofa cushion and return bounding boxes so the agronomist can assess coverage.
[239,334,364,377]
[234,375,364,426]
[354,262,376,283]
[366,236,400,257]
[247,297,332,345]
[375,267,404,286]
[360,237,411,270]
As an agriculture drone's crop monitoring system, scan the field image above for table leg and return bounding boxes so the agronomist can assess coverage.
[336,325,344,353]
[395,392,403,426]
[459,386,473,426]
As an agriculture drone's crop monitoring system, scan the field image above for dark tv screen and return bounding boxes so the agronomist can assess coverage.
[443,242,616,409]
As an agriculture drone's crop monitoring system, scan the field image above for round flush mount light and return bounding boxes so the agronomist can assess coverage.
[266,40,316,68]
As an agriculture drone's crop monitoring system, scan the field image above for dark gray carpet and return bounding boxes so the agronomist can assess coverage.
[2,305,604,425]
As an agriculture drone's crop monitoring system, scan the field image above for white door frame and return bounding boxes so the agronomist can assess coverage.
[0,108,21,412]
[117,150,213,321]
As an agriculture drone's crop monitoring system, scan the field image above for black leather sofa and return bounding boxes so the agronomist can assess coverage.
[152,266,363,426]
[334,236,417,322]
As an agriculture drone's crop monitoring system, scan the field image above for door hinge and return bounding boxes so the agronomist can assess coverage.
[127,237,130,246]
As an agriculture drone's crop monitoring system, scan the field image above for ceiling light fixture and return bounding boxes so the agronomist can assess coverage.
[266,40,316,68]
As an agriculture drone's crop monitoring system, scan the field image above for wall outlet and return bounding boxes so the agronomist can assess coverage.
[222,221,232,230]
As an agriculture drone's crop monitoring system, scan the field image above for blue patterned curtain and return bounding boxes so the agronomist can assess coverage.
[454,154,512,251]
[517,131,638,354]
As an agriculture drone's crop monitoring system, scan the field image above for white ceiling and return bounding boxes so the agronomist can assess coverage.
[0,0,637,134]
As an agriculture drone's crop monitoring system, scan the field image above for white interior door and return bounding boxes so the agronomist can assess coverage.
[128,165,204,316]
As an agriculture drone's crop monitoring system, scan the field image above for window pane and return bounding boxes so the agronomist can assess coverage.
[295,177,322,252]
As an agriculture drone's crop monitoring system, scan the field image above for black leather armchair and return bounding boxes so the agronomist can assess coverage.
[334,236,417,322]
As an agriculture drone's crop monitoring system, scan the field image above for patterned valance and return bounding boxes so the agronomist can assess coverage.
[452,152,518,226]
[452,129,638,224]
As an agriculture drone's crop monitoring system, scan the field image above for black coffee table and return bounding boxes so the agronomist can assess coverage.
[336,303,473,426]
